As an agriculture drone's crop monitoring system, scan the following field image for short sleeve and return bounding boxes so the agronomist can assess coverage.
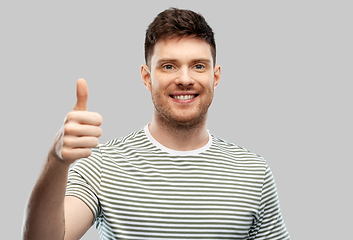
[65,147,103,223]
[249,165,290,239]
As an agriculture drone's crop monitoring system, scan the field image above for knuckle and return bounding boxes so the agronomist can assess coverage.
[60,148,71,160]
[62,137,73,147]
[64,124,75,135]
[65,111,76,122]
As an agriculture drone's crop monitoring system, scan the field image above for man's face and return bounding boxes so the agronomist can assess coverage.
[142,37,221,128]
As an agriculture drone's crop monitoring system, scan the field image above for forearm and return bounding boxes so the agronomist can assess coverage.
[23,79,102,240]
[23,154,71,240]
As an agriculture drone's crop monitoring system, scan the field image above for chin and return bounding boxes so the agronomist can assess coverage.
[164,113,208,130]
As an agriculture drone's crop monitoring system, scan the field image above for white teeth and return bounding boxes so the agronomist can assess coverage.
[172,95,196,100]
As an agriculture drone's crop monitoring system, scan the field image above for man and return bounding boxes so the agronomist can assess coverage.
[23,8,290,240]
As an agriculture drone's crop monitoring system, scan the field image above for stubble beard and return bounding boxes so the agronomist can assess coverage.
[151,91,213,131]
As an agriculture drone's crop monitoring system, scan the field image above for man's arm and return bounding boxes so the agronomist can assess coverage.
[22,79,102,240]
[64,196,94,240]
[250,165,290,239]
[23,156,94,240]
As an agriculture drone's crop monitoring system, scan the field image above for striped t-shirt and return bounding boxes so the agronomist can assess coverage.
[66,126,290,239]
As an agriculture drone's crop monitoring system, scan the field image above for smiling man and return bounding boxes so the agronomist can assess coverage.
[23,8,290,240]
[142,36,220,151]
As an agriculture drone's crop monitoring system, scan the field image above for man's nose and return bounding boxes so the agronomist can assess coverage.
[174,67,195,87]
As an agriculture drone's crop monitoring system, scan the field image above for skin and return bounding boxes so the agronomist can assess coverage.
[23,37,221,240]
[23,79,101,240]
[141,37,221,151]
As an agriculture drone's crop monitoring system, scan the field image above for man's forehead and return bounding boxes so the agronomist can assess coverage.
[151,37,213,64]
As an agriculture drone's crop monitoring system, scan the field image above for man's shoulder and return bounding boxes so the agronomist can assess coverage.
[210,134,267,165]
[98,127,147,149]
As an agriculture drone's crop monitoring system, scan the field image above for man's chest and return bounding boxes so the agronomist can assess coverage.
[96,155,263,239]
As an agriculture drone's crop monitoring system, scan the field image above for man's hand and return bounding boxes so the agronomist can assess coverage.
[51,78,103,164]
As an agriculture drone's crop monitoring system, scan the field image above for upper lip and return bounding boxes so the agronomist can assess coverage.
[169,92,198,96]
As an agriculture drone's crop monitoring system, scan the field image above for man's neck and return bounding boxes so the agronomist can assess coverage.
[148,116,209,152]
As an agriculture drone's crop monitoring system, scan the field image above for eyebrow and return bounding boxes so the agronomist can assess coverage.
[156,58,177,65]
[191,59,212,64]
[156,58,212,66]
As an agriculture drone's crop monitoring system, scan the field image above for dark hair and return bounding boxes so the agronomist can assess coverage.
[144,8,216,67]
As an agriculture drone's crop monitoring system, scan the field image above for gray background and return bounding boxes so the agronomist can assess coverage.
[1,0,351,239]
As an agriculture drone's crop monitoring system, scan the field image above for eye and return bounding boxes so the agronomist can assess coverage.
[193,64,206,71]
[163,64,175,70]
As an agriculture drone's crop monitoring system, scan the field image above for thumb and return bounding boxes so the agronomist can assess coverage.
[73,78,88,111]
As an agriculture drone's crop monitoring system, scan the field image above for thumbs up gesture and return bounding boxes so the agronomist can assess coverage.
[51,79,103,164]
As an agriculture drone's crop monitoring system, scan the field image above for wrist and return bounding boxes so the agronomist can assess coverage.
[47,151,72,170]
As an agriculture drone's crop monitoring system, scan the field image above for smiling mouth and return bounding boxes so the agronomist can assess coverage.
[171,95,198,100]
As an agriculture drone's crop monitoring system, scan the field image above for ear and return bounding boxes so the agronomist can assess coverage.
[141,64,152,92]
[213,65,221,89]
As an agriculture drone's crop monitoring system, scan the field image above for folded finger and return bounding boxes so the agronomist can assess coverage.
[64,124,102,137]
[63,136,99,148]
[66,111,103,126]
